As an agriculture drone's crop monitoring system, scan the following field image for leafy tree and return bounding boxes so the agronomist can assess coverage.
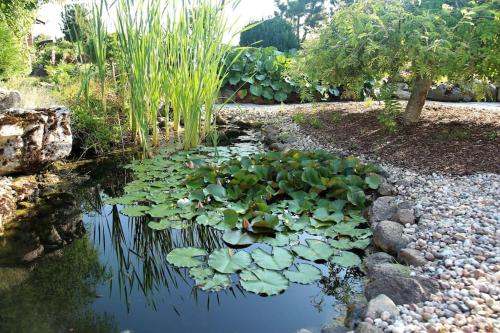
[0,20,27,79]
[240,17,299,51]
[0,0,45,36]
[274,0,326,42]
[61,4,90,43]
[294,0,500,124]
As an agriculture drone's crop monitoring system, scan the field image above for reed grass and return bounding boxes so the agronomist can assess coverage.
[85,0,241,150]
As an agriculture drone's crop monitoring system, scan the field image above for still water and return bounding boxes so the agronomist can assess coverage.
[0,137,364,333]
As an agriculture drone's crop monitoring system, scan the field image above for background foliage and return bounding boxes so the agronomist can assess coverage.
[239,17,299,52]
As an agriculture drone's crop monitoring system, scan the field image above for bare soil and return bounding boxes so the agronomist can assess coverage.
[295,102,500,175]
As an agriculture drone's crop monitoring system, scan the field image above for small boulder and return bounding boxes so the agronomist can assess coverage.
[395,207,416,225]
[364,252,394,272]
[369,196,396,225]
[367,262,411,280]
[365,275,439,305]
[22,244,44,263]
[398,248,427,267]
[0,89,21,110]
[364,294,399,320]
[355,322,383,333]
[373,220,408,255]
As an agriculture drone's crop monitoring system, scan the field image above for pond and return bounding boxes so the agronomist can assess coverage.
[0,128,367,333]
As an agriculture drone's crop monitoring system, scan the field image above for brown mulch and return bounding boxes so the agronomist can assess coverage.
[296,102,500,175]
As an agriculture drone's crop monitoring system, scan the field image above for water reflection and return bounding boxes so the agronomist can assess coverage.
[0,237,117,333]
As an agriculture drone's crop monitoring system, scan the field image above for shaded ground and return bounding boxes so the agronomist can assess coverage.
[293,102,500,175]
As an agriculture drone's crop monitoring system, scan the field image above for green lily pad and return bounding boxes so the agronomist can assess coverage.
[203,184,227,202]
[330,238,371,250]
[167,247,207,268]
[222,230,257,246]
[331,251,362,267]
[189,267,214,280]
[251,247,293,271]
[223,209,239,228]
[258,233,295,247]
[148,204,181,218]
[291,239,334,262]
[284,263,322,284]
[208,248,251,273]
[190,267,231,292]
[121,205,149,217]
[239,268,289,296]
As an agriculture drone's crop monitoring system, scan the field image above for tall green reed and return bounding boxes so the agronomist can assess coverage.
[87,0,241,150]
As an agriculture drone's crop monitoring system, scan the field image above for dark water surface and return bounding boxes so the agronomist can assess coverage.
[0,135,364,333]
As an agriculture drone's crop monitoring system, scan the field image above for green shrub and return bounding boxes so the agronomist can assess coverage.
[0,20,27,79]
[45,63,77,85]
[240,17,299,52]
[224,47,297,103]
[377,82,401,133]
[57,78,123,154]
[34,40,79,70]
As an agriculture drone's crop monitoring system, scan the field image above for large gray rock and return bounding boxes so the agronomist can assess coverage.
[365,275,439,305]
[395,83,411,100]
[398,248,427,267]
[369,196,396,225]
[428,84,464,102]
[365,294,399,320]
[0,177,15,235]
[0,107,72,175]
[373,220,408,255]
[364,252,395,271]
[367,262,411,280]
[0,89,21,110]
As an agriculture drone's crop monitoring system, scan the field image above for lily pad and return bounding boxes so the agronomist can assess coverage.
[166,247,207,268]
[251,247,293,271]
[208,248,251,273]
[121,205,149,217]
[239,268,289,296]
[203,184,227,202]
[291,239,334,262]
[223,209,239,228]
[222,230,257,246]
[189,267,214,280]
[331,251,362,267]
[284,263,322,284]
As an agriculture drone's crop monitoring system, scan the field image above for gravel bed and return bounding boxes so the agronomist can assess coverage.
[221,104,500,333]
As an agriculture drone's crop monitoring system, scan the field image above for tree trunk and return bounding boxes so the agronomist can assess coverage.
[403,77,432,125]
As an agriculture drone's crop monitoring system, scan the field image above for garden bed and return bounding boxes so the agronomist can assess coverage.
[222,102,499,175]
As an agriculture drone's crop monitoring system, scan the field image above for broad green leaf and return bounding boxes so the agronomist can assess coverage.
[189,267,214,280]
[148,204,181,218]
[257,233,295,247]
[195,213,222,227]
[203,184,227,202]
[121,205,149,217]
[167,247,207,268]
[197,273,231,292]
[239,269,288,296]
[365,175,381,189]
[331,251,362,267]
[250,84,263,97]
[284,263,322,284]
[223,209,239,228]
[274,91,288,102]
[291,239,334,262]
[301,168,326,190]
[208,249,251,273]
[222,230,257,246]
[251,247,293,270]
